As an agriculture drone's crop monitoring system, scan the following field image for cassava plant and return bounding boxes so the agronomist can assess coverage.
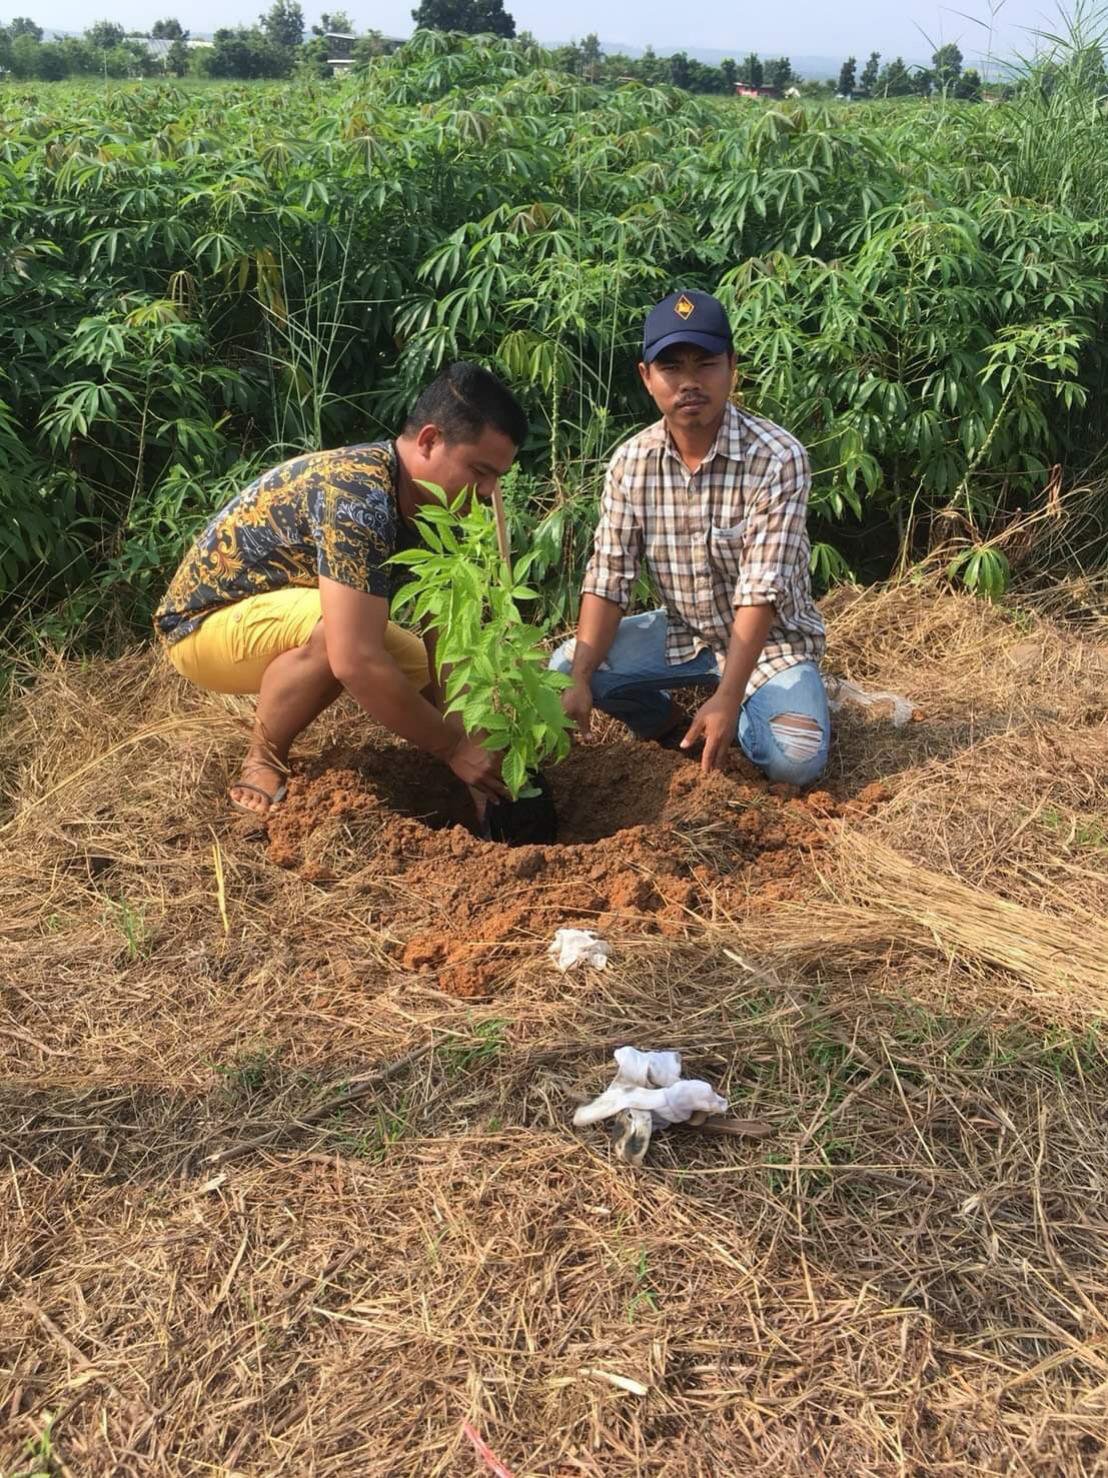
[6,24,1108,649]
[389,485,573,800]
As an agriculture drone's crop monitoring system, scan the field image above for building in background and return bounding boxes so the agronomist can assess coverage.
[127,35,214,67]
[324,32,355,75]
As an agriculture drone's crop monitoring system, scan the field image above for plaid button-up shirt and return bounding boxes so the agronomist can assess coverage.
[582,403,826,694]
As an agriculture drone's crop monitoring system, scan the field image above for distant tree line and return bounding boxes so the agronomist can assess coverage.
[524,39,992,100]
[0,5,391,80]
[0,14,171,79]
[835,45,987,101]
[4,0,1101,96]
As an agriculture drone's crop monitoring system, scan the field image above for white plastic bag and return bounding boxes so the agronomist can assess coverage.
[825,675,915,729]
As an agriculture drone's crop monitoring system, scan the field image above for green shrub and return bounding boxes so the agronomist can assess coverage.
[2,23,1108,648]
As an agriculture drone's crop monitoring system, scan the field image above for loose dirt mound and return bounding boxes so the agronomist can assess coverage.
[265,738,887,996]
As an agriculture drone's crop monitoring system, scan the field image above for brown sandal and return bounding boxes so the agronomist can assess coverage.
[229,781,287,817]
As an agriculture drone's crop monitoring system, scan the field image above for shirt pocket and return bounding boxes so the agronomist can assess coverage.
[708,522,746,585]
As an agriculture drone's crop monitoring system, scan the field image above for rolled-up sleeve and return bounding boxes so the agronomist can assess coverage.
[733,442,811,608]
[581,451,642,610]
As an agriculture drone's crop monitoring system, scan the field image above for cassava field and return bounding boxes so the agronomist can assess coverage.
[3,26,1108,1478]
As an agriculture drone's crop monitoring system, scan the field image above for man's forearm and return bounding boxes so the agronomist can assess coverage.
[717,604,776,701]
[340,656,456,759]
[570,594,624,681]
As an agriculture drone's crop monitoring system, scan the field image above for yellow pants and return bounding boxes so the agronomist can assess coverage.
[164,587,430,695]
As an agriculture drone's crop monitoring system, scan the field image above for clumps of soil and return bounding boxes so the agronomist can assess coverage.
[266,738,889,997]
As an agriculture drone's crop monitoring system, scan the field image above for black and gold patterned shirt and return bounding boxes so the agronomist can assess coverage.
[154,442,418,645]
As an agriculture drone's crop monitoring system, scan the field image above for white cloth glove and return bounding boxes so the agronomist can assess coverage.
[613,1046,680,1087]
[573,1047,727,1129]
[549,928,610,973]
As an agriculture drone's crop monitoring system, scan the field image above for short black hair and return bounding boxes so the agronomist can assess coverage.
[404,361,527,448]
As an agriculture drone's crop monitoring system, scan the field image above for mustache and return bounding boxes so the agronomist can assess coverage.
[676,394,708,406]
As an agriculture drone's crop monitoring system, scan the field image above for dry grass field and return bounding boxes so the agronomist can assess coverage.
[3,583,1108,1476]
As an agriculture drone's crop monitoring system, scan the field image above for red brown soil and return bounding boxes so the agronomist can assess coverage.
[266,737,889,998]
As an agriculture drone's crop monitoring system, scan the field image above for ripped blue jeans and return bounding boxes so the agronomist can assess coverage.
[549,609,830,788]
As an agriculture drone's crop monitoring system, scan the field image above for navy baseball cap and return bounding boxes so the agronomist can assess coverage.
[642,290,733,363]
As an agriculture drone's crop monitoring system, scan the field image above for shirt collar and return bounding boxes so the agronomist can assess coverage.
[658,402,744,468]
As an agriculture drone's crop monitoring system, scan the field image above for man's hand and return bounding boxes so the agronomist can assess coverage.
[562,677,594,738]
[447,734,508,799]
[682,691,742,774]
[467,784,490,827]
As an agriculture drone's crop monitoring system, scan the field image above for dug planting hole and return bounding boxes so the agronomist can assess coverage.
[263,731,876,998]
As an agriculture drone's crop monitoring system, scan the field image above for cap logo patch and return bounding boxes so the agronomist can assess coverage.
[674,294,695,320]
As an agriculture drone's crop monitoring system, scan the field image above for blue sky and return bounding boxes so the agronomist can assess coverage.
[43,0,1065,66]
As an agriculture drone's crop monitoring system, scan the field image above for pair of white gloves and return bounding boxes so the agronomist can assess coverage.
[573,1047,727,1165]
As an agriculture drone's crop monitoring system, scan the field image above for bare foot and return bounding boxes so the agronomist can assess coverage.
[229,760,287,817]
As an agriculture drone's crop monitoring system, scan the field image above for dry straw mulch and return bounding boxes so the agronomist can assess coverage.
[2,584,1108,1476]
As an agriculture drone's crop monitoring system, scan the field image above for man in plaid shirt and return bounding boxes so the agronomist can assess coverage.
[551,290,829,786]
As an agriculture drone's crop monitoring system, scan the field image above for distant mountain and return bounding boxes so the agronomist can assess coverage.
[42,26,216,39]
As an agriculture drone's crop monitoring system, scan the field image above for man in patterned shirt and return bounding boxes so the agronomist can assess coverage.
[155,363,524,815]
[552,291,829,785]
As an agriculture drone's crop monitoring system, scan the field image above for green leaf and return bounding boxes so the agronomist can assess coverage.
[503,748,527,800]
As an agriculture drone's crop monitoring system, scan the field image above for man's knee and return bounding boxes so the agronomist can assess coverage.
[271,619,339,691]
[763,712,827,786]
[548,638,574,675]
[293,618,336,673]
[548,638,608,700]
